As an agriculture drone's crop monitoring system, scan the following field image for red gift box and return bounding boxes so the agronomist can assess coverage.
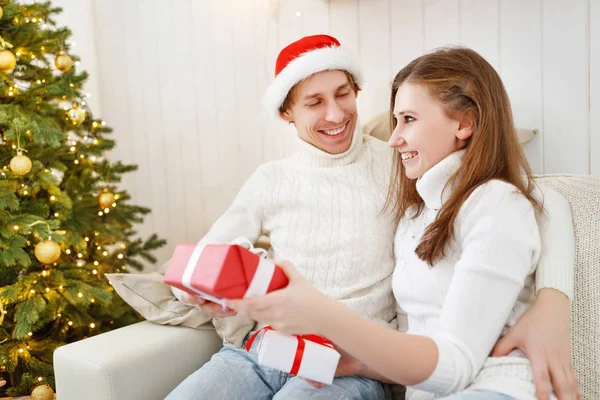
[163,243,288,305]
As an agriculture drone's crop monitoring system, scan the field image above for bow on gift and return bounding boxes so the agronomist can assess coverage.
[245,326,335,375]
[230,236,268,258]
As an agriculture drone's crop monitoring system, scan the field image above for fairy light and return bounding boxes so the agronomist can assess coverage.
[77,292,83,298]
[37,377,43,382]
[121,244,126,249]
[92,269,97,275]
[65,249,71,254]
[89,323,95,328]
[28,332,33,337]
[74,160,79,164]
[13,225,19,231]
[98,211,103,216]
[93,139,99,145]
[45,288,50,292]
[59,285,63,290]
[102,251,108,256]
[90,298,95,303]
[41,270,47,277]
[50,195,56,201]
[117,254,124,259]
[54,212,59,217]
[68,321,73,326]
[69,146,76,152]
[77,253,83,258]
[30,289,35,294]
[93,261,99,266]
[104,208,110,213]
[18,349,24,353]
[85,237,90,241]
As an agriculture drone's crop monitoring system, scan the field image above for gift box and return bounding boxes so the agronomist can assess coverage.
[247,327,341,385]
[163,243,288,306]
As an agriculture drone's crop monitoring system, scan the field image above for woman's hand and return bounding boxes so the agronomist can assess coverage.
[181,293,237,318]
[492,288,581,400]
[227,260,337,336]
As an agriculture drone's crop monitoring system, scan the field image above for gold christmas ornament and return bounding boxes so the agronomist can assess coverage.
[67,105,87,125]
[9,151,32,175]
[54,52,73,72]
[98,190,115,209]
[31,384,55,400]
[0,6,3,20]
[0,49,16,72]
[35,240,61,264]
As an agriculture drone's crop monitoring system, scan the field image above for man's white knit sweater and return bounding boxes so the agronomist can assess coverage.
[174,128,399,346]
[395,150,571,400]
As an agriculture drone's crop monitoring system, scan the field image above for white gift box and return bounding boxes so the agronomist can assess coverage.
[256,329,341,385]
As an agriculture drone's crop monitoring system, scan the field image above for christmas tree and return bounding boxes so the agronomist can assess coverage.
[0,1,166,396]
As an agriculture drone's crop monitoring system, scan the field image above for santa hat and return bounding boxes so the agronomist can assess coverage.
[263,34,363,118]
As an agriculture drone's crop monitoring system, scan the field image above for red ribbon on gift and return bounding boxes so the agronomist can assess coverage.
[245,326,334,375]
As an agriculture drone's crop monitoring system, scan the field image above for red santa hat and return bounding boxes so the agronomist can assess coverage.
[263,34,363,118]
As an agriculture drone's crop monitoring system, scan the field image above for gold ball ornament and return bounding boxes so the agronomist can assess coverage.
[9,151,32,175]
[31,384,55,400]
[98,190,115,209]
[35,240,61,264]
[0,6,3,20]
[0,49,16,73]
[54,52,73,72]
[67,105,87,126]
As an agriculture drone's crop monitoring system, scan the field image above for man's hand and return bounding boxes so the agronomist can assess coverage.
[492,289,581,400]
[181,293,237,318]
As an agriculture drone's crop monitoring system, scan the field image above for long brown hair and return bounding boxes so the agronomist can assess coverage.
[384,47,541,266]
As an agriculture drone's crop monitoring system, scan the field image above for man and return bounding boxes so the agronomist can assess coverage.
[167,34,396,400]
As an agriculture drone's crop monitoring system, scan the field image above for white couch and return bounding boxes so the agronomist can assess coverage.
[54,174,600,399]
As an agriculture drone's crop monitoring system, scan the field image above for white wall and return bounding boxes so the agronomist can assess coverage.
[71,0,598,266]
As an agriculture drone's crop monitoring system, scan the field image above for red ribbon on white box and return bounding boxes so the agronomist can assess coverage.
[180,238,275,304]
[245,326,335,376]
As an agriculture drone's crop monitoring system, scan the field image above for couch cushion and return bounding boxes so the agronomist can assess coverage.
[535,174,600,399]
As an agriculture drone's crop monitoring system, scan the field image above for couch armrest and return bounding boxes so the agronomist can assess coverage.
[54,321,222,400]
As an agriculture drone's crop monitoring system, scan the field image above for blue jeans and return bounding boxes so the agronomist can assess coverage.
[440,389,517,399]
[166,331,388,400]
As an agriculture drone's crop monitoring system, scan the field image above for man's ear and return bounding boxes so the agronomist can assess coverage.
[279,109,293,123]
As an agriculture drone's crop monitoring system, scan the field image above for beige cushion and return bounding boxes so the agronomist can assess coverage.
[106,270,211,329]
[535,174,600,399]
[362,111,537,144]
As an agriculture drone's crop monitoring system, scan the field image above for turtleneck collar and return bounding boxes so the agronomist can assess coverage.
[415,149,466,210]
[292,124,365,168]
